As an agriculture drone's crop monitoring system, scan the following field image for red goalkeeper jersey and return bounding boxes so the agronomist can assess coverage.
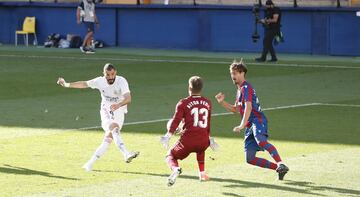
[169,95,212,141]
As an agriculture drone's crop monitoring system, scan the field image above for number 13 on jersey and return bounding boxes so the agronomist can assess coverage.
[191,107,208,128]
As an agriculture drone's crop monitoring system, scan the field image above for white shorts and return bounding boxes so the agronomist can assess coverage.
[100,106,125,133]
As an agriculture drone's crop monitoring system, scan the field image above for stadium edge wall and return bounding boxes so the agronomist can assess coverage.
[0,2,359,56]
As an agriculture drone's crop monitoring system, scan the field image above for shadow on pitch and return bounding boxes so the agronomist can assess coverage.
[222,192,245,197]
[122,171,359,196]
[283,180,360,196]
[0,164,80,180]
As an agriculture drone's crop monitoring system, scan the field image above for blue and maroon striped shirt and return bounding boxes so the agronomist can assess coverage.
[236,81,267,127]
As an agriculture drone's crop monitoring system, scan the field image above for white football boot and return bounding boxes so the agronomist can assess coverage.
[125,151,140,163]
[82,162,93,172]
[167,167,182,186]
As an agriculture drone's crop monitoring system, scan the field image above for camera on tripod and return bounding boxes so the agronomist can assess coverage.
[252,3,261,43]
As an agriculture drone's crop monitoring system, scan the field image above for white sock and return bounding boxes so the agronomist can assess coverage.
[111,127,130,156]
[173,167,181,172]
[88,137,111,164]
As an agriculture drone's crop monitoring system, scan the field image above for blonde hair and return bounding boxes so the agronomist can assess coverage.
[188,76,203,94]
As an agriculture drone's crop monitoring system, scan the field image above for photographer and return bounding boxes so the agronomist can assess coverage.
[256,0,281,62]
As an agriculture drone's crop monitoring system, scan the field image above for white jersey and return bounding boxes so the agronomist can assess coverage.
[78,0,95,23]
[87,75,130,113]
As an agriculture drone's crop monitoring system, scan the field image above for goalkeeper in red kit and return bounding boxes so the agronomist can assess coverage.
[160,76,219,186]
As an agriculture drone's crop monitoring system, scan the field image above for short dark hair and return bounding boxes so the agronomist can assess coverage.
[230,59,247,75]
[189,76,203,94]
[103,63,116,73]
[266,0,274,5]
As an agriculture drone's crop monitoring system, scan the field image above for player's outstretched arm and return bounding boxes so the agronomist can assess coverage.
[57,77,89,89]
[160,101,184,149]
[215,92,237,113]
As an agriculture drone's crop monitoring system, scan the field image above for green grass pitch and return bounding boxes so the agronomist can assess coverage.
[0,46,359,196]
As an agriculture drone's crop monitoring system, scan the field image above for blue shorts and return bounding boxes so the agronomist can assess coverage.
[83,22,95,33]
[244,121,268,152]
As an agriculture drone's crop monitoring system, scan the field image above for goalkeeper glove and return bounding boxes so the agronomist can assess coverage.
[160,133,172,149]
[209,137,220,151]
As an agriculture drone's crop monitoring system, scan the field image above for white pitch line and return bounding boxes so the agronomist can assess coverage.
[76,102,360,130]
[124,118,171,126]
[318,103,360,108]
[248,62,360,69]
[0,54,359,69]
[262,102,322,111]
[76,102,322,130]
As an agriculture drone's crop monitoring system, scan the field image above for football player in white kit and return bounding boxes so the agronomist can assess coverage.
[57,63,139,171]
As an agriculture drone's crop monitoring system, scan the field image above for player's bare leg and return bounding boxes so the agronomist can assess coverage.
[81,31,93,51]
[109,123,139,163]
[166,154,182,186]
[82,135,112,172]
[197,151,209,181]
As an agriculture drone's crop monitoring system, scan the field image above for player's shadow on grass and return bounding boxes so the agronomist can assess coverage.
[0,164,80,180]
[283,180,360,196]
[221,192,245,197]
[123,171,359,196]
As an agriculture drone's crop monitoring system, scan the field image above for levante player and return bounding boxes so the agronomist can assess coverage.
[215,60,289,180]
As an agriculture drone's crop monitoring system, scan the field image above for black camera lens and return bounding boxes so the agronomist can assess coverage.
[252,33,260,43]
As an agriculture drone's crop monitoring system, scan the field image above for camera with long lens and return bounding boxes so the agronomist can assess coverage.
[252,4,261,43]
[252,3,261,20]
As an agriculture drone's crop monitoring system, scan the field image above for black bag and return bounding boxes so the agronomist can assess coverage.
[70,36,82,48]
[44,33,61,48]
[94,40,104,48]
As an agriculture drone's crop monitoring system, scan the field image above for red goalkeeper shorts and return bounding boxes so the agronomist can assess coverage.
[169,137,209,160]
